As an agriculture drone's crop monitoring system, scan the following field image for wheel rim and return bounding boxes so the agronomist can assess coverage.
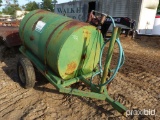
[18,65,26,84]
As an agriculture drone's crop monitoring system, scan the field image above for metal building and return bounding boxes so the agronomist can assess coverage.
[55,0,159,35]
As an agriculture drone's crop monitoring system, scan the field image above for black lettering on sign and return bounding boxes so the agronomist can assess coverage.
[57,8,62,13]
[71,8,75,13]
[76,7,81,13]
[63,9,66,13]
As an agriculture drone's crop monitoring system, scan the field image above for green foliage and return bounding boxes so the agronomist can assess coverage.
[157,1,160,14]
[2,4,21,15]
[41,0,57,11]
[0,0,2,6]
[53,0,58,4]
[13,0,18,4]
[42,0,53,11]
[24,2,39,11]
[2,0,21,15]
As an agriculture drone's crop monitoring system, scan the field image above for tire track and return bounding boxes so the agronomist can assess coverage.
[1,90,41,119]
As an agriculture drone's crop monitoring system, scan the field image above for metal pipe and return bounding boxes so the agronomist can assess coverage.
[100,27,119,93]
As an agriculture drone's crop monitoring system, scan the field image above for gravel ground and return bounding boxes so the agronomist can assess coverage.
[0,35,159,120]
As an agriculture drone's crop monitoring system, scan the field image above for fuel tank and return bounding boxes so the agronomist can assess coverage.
[19,10,103,80]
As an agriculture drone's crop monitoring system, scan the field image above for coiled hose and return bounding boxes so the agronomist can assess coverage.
[91,15,125,87]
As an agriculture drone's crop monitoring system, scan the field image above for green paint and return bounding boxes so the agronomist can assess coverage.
[19,10,126,115]
[100,27,121,93]
[19,9,103,80]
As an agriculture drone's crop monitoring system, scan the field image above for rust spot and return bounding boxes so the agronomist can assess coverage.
[65,62,77,75]
[22,10,46,46]
[83,29,91,39]
[0,26,21,47]
[84,31,89,35]
[64,20,88,30]
[46,20,71,48]
[30,35,34,41]
[81,54,86,60]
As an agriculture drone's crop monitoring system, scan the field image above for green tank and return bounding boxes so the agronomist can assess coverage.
[19,9,103,80]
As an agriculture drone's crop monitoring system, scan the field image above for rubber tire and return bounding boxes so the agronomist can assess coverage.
[17,57,36,89]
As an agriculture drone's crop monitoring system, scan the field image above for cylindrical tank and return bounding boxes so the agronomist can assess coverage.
[19,10,103,80]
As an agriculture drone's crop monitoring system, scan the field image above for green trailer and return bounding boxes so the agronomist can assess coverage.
[17,9,126,115]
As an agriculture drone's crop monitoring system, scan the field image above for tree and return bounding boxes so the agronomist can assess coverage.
[0,0,2,7]
[157,1,160,14]
[13,0,18,4]
[2,5,21,15]
[42,0,53,11]
[2,0,21,16]
[52,0,57,10]
[24,1,39,11]
[41,0,57,11]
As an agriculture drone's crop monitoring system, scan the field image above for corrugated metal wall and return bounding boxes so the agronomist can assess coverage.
[80,0,142,24]
[98,0,142,28]
[101,0,142,20]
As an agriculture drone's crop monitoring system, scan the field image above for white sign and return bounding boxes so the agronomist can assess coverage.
[35,21,46,33]
[55,2,87,21]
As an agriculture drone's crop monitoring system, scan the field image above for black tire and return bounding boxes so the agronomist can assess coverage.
[17,57,36,89]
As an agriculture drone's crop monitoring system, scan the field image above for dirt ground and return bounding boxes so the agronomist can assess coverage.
[0,35,159,120]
